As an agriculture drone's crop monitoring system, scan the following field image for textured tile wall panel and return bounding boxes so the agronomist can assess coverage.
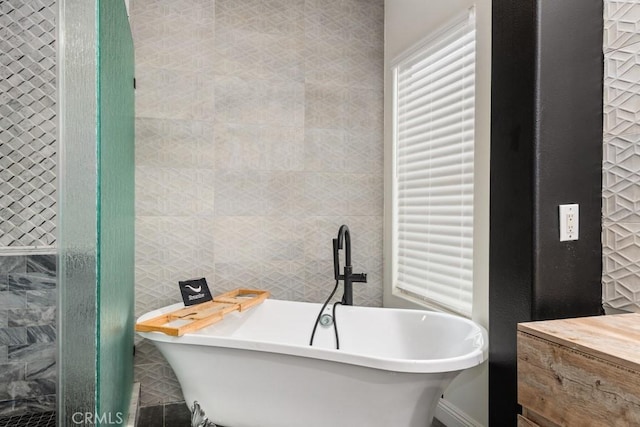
[129,0,215,73]
[135,118,215,169]
[603,134,640,222]
[213,171,306,216]
[0,0,57,248]
[605,0,640,52]
[213,77,305,126]
[302,173,383,216]
[603,223,640,311]
[132,0,384,406]
[604,41,640,137]
[135,261,217,318]
[603,0,640,312]
[133,339,167,366]
[135,167,216,216]
[136,216,215,267]
[134,362,184,406]
[216,0,305,36]
[135,67,215,121]
[214,29,305,81]
[212,216,305,263]
[214,123,304,171]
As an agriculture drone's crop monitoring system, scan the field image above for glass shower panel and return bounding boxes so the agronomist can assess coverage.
[58,0,134,424]
[57,0,100,422]
[97,0,135,420]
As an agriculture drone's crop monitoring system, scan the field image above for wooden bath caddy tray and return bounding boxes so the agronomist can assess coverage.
[135,288,270,336]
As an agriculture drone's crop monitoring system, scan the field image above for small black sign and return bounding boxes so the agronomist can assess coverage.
[179,278,213,306]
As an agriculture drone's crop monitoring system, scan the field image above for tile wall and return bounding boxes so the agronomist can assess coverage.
[131,0,384,406]
[0,255,56,416]
[0,0,57,249]
[603,1,640,312]
[0,0,57,417]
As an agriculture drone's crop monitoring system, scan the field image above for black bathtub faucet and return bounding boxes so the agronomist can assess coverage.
[333,225,367,305]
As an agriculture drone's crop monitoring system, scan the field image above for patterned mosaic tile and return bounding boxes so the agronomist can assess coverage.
[0,0,57,248]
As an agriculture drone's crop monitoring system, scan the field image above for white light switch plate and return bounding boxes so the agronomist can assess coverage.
[559,204,579,241]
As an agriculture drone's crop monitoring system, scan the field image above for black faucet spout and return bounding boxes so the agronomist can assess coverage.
[332,225,367,306]
[333,225,350,279]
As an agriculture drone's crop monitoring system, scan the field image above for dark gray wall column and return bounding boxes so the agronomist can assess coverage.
[532,0,604,319]
[489,1,603,425]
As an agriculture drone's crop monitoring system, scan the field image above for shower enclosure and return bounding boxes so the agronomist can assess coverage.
[0,0,135,424]
[58,0,135,424]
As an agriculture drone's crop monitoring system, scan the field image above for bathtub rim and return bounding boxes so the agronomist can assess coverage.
[137,299,488,374]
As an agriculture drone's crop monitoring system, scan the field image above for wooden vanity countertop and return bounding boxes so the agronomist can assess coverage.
[518,313,640,371]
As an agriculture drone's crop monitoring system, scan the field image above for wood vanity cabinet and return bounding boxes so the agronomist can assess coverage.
[517,314,640,426]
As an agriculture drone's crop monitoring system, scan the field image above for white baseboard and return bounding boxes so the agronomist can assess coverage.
[435,398,483,427]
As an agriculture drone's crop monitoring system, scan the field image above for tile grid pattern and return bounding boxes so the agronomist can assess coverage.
[603,1,640,312]
[0,0,57,249]
[131,0,384,406]
[0,255,56,417]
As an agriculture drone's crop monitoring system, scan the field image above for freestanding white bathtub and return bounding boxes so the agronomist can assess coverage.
[137,299,488,427]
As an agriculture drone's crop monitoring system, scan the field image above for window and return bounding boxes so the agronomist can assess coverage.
[391,9,476,316]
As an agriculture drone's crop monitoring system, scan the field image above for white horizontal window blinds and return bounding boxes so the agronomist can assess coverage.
[392,10,475,316]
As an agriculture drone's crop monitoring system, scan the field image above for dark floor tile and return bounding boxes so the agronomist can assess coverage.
[0,410,55,427]
[138,405,163,427]
[164,402,191,427]
[140,401,443,427]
